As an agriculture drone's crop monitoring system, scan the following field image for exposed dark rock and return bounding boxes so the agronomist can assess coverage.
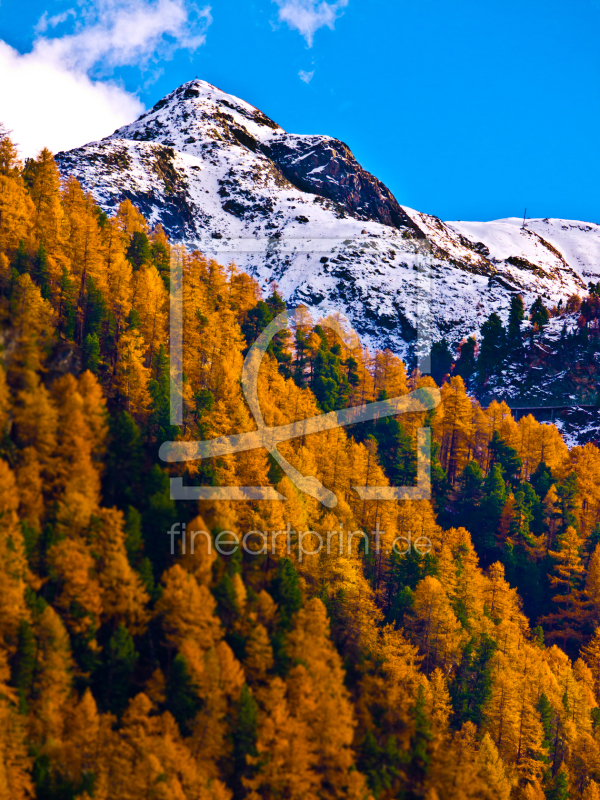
[45,342,82,385]
[231,127,259,153]
[261,136,424,234]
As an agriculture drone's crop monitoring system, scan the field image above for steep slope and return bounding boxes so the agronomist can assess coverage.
[448,217,600,288]
[55,78,599,361]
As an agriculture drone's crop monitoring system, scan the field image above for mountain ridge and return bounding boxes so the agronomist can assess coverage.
[55,78,600,362]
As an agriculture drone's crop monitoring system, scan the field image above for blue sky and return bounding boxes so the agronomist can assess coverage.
[1,0,599,222]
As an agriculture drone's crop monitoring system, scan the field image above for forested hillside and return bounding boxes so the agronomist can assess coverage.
[3,132,600,800]
[429,288,600,447]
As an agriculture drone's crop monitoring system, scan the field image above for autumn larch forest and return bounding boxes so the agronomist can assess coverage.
[2,130,600,800]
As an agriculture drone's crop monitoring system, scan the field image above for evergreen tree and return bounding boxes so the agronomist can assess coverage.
[392,425,417,487]
[165,654,202,736]
[98,624,137,717]
[121,505,156,599]
[271,558,302,631]
[477,464,506,559]
[531,462,555,504]
[454,335,477,383]
[430,438,452,527]
[123,506,144,565]
[12,619,36,714]
[546,765,570,800]
[537,692,554,758]
[454,460,484,533]
[82,333,100,374]
[11,239,29,276]
[58,266,76,339]
[31,242,51,299]
[405,684,432,799]
[150,232,170,286]
[214,571,242,627]
[293,327,310,387]
[83,276,107,340]
[477,312,506,381]
[488,430,523,487]
[556,473,578,534]
[126,230,152,269]
[126,307,141,329]
[531,296,550,334]
[450,634,497,729]
[508,294,525,341]
[386,546,437,626]
[148,344,180,443]
[507,486,535,545]
[242,292,292,377]
[311,328,351,412]
[231,684,258,798]
[430,339,454,386]
[344,354,360,387]
[270,558,303,674]
[102,411,144,508]
[141,465,178,572]
[365,392,416,486]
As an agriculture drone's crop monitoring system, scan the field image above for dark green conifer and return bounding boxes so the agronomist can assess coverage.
[165,654,202,735]
[100,624,137,717]
[478,464,506,556]
[455,460,484,533]
[11,239,29,275]
[531,296,550,333]
[450,634,497,729]
[82,333,100,374]
[488,430,522,487]
[31,242,51,299]
[126,230,152,269]
[430,339,454,386]
[405,684,432,799]
[508,294,525,341]
[454,336,477,383]
[477,312,506,381]
[148,344,179,443]
[231,685,258,797]
[12,619,36,714]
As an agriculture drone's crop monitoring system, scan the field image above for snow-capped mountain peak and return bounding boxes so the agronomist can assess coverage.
[56,78,600,360]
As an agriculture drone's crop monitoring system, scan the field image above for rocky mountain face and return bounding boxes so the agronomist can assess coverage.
[55,79,600,363]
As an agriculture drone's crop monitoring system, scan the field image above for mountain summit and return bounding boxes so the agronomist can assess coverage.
[56,79,600,359]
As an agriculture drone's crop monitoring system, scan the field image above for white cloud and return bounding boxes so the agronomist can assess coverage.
[35,0,212,74]
[34,10,77,36]
[0,0,212,158]
[0,41,145,157]
[273,0,348,47]
[298,69,314,83]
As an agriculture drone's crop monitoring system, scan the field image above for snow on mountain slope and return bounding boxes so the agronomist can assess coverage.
[55,79,599,361]
[449,218,600,286]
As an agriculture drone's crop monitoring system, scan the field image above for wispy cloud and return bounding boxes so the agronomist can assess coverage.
[34,0,212,73]
[298,69,315,83]
[273,0,348,47]
[0,0,212,157]
[34,10,77,36]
